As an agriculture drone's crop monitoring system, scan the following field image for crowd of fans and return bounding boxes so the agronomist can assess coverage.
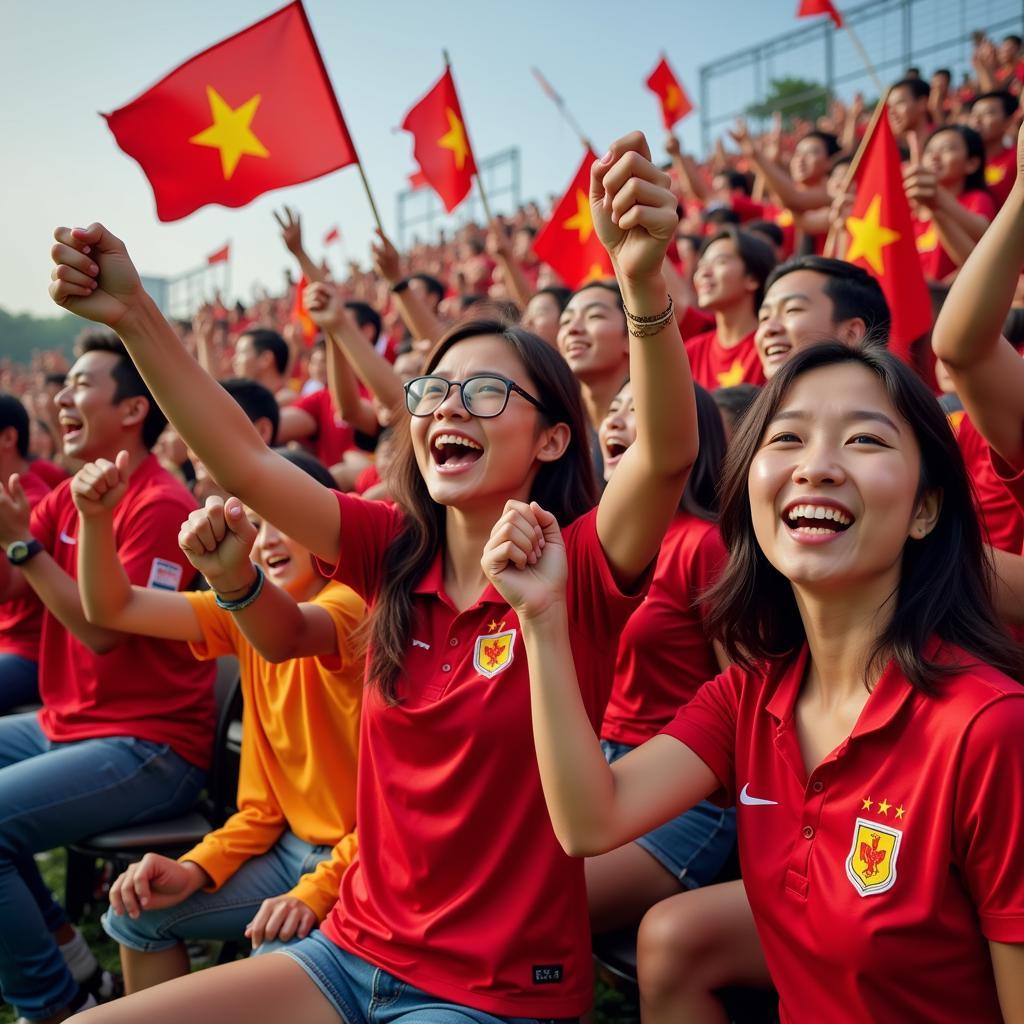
[4,24,1024,1024]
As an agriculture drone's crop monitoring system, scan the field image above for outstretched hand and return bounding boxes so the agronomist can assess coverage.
[590,132,679,283]
[370,230,402,285]
[48,223,143,328]
[71,450,131,518]
[273,206,304,257]
[481,500,567,621]
[178,495,258,595]
[304,281,346,332]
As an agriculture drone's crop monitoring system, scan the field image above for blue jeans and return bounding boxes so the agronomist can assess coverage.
[0,712,205,1020]
[601,739,736,888]
[103,830,332,954]
[282,930,578,1023]
[0,653,40,713]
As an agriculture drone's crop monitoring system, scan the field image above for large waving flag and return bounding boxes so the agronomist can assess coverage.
[103,2,358,222]
[646,57,694,129]
[401,67,477,213]
[844,110,931,359]
[532,150,614,289]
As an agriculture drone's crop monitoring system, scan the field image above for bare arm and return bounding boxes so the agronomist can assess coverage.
[991,941,1024,1023]
[666,136,710,204]
[371,231,443,346]
[487,223,534,311]
[730,120,829,212]
[273,207,326,285]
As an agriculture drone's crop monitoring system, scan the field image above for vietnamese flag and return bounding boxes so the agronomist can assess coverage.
[103,2,358,222]
[207,243,230,265]
[408,170,430,191]
[844,110,931,359]
[532,150,614,289]
[401,67,477,213]
[323,226,340,245]
[646,57,693,129]
[797,0,844,28]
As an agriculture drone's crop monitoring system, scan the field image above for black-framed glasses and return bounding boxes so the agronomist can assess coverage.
[404,374,546,419]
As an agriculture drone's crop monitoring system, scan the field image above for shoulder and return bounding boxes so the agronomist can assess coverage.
[961,189,996,217]
[930,646,1024,724]
[312,580,367,617]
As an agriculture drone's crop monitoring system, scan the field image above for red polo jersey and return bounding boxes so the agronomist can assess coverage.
[0,470,51,660]
[30,455,215,767]
[661,644,1024,1023]
[315,492,645,1017]
[685,328,765,390]
[601,512,727,746]
[955,416,1024,552]
[293,387,356,468]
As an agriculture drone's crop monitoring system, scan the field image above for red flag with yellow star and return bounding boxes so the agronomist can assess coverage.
[102,2,358,222]
[401,67,477,213]
[843,109,931,359]
[532,150,614,289]
[646,57,693,130]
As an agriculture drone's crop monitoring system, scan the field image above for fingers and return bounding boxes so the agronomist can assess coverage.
[245,900,272,947]
[486,500,546,569]
[115,449,131,479]
[108,869,128,916]
[907,130,923,167]
[223,497,257,547]
[179,497,228,554]
[272,209,286,231]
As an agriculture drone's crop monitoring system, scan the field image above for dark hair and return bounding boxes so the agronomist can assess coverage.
[933,68,952,82]
[970,89,1018,119]
[703,207,742,227]
[705,342,1023,691]
[713,382,761,426]
[402,273,445,305]
[926,124,988,193]
[75,331,166,449]
[1004,34,1022,48]
[533,286,572,313]
[1004,307,1024,349]
[220,378,280,446]
[272,446,336,489]
[345,301,382,343]
[369,319,598,701]
[765,255,891,341]
[568,280,626,317]
[43,372,65,389]
[242,329,289,376]
[746,220,785,248]
[0,393,29,459]
[891,77,931,102]
[682,385,727,522]
[699,227,777,310]
[802,130,841,158]
[717,169,752,196]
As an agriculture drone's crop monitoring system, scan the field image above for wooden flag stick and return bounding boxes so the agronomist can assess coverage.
[842,19,885,96]
[823,93,888,257]
[531,67,594,151]
[355,162,385,235]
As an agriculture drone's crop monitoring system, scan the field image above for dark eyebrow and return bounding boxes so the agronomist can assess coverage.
[770,409,902,432]
[65,372,91,386]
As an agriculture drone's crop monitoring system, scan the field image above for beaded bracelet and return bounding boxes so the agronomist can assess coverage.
[623,295,675,338]
[214,565,265,612]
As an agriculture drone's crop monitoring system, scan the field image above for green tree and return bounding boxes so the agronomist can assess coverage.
[746,76,829,127]
[0,306,87,366]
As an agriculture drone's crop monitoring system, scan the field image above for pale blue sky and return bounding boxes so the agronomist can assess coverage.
[0,0,993,319]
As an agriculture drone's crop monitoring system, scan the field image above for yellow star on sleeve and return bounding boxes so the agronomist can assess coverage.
[717,358,745,387]
[438,107,470,171]
[862,797,873,810]
[563,189,594,245]
[844,194,900,277]
[189,86,269,180]
[877,798,891,816]
[895,805,905,819]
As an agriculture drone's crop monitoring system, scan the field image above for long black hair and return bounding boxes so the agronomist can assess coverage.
[705,342,1022,692]
[681,384,727,521]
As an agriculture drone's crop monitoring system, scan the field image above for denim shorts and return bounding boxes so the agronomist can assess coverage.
[601,738,736,888]
[281,930,579,1024]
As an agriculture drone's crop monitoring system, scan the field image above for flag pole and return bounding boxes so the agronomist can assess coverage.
[530,67,594,151]
[823,94,888,257]
[842,21,885,96]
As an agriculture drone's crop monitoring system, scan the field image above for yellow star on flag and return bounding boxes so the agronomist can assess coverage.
[665,83,682,111]
[717,358,745,387]
[845,194,900,277]
[438,107,470,170]
[582,262,607,284]
[189,86,269,180]
[564,189,594,245]
[877,798,892,816]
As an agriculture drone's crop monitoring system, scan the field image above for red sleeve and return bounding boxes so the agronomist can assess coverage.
[313,490,404,600]
[961,190,996,221]
[355,464,381,495]
[691,526,729,629]
[659,665,747,800]
[294,387,327,423]
[954,695,1024,941]
[988,444,1024,517]
[729,193,767,222]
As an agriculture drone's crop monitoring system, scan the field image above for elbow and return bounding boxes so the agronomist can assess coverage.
[83,632,120,656]
[254,642,299,664]
[555,825,616,860]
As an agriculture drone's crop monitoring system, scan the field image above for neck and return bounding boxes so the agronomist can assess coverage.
[713,302,758,347]
[579,366,629,430]
[442,503,506,605]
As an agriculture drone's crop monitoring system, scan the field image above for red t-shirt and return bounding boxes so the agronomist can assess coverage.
[662,644,1024,1023]
[315,493,645,1017]
[28,459,68,489]
[0,471,51,660]
[30,455,215,768]
[601,513,727,746]
[685,328,766,390]
[293,388,356,469]
[984,145,1017,209]
[955,415,1024,553]
[914,190,996,282]
[677,304,715,341]
[354,463,380,495]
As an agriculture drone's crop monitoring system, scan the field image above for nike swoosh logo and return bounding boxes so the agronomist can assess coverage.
[739,783,778,807]
[59,530,76,545]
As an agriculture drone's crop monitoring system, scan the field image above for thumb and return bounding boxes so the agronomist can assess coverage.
[115,449,131,484]
[224,498,257,544]
[7,474,26,506]
[72,222,125,255]
[530,502,560,543]
[907,131,922,167]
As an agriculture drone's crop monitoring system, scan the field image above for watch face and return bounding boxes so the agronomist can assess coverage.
[7,541,29,563]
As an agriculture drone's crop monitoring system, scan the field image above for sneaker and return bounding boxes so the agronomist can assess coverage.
[81,965,123,1003]
[13,989,97,1024]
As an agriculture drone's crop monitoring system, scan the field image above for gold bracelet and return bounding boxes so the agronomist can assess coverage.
[623,295,674,337]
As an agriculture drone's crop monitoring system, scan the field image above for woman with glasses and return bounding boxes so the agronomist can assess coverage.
[51,132,697,1024]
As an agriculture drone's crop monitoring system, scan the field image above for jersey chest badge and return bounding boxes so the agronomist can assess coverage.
[473,620,517,679]
[845,816,902,896]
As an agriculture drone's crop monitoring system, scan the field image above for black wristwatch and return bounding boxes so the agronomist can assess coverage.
[6,538,44,566]
[390,279,410,294]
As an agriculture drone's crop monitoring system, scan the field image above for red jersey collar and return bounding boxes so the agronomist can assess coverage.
[412,548,506,608]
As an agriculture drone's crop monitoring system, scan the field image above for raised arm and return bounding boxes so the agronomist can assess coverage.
[730,119,830,213]
[48,223,341,564]
[666,134,710,203]
[73,452,203,642]
[931,124,1024,465]
[273,207,326,285]
[591,132,698,586]
[482,502,718,856]
[370,230,443,346]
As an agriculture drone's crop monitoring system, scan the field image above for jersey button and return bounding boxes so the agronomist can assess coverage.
[812,781,824,793]
[449,638,458,647]
[801,825,815,840]
[442,663,452,672]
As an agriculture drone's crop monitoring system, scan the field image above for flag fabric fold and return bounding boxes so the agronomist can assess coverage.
[532,151,614,289]
[400,67,477,213]
[843,110,932,359]
[797,0,844,28]
[645,57,693,129]
[103,1,358,222]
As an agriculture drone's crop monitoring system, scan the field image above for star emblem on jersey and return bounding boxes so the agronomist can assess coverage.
[845,816,902,896]
[473,623,517,679]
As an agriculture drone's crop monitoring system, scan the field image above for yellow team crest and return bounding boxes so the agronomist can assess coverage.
[473,623,517,679]
[845,817,902,896]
